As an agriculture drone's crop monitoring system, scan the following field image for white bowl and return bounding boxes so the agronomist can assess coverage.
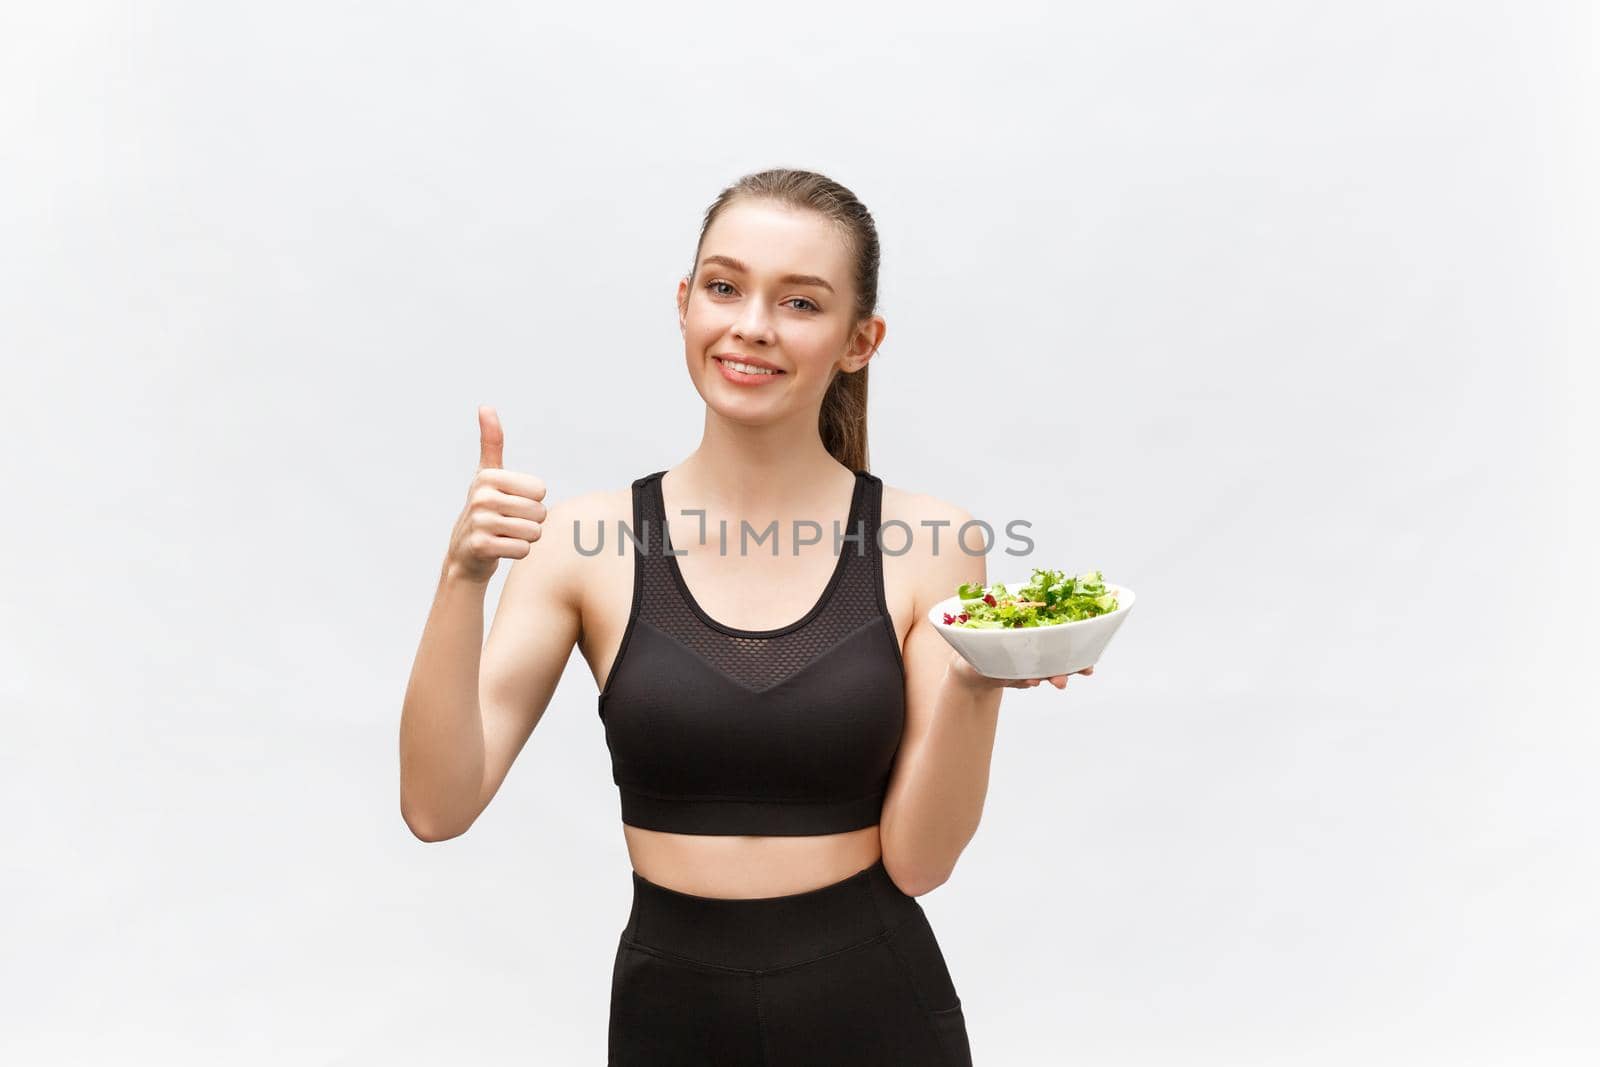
[928,578,1136,680]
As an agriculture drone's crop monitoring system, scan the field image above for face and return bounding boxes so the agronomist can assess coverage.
[677,199,886,419]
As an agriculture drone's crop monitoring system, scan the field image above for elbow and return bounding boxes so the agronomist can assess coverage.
[883,856,950,898]
[401,802,471,843]
[408,821,466,843]
[897,872,949,898]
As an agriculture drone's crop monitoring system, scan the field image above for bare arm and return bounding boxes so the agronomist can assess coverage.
[398,562,492,841]
[397,407,582,841]
[879,501,996,894]
[473,502,585,821]
[880,499,1095,894]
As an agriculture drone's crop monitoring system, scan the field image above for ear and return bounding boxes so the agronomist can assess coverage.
[842,315,888,371]
[676,277,690,334]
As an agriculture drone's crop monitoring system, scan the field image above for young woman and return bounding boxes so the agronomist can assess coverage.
[400,168,1092,1065]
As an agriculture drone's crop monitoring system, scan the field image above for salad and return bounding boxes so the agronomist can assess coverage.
[941,568,1119,628]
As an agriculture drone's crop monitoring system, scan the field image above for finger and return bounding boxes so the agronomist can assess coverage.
[479,533,534,560]
[477,512,543,541]
[1079,666,1094,675]
[478,486,547,521]
[478,405,504,470]
[477,467,547,502]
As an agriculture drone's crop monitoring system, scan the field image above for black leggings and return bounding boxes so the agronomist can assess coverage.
[608,857,974,1066]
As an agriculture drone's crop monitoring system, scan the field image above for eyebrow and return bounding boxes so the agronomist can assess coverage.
[699,255,835,294]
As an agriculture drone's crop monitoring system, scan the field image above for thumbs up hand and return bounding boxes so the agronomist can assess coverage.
[445,405,549,584]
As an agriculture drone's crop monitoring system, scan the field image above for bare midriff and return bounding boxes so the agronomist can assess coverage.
[622,823,883,899]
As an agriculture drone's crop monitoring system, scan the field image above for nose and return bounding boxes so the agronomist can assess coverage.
[731,302,775,346]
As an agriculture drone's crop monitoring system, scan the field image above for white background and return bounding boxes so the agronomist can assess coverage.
[3,1,1595,1063]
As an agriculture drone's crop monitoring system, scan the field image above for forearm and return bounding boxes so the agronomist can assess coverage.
[398,560,491,840]
[883,663,1004,892]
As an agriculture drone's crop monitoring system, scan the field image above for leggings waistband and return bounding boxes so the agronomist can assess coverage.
[623,857,925,973]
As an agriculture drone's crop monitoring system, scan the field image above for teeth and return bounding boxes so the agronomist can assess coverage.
[721,358,777,376]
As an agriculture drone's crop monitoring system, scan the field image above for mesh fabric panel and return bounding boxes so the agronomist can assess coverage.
[631,470,886,694]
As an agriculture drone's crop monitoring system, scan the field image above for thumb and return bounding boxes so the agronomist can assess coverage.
[477,405,504,470]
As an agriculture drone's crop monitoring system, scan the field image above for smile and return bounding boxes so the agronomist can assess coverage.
[715,356,786,383]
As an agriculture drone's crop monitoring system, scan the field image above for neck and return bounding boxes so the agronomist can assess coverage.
[667,411,856,526]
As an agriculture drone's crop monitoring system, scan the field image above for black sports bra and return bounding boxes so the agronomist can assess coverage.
[597,468,907,836]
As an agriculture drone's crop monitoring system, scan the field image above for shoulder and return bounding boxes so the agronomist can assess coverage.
[549,482,634,525]
[877,479,987,612]
[513,481,635,589]
[546,482,635,554]
[879,479,985,553]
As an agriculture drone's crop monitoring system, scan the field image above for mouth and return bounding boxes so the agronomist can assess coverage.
[714,355,786,381]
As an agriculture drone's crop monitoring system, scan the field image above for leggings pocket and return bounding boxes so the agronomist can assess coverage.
[928,1001,973,1066]
[883,905,962,1012]
[882,909,973,1066]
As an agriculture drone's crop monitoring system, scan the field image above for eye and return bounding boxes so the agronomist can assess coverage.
[703,279,820,313]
